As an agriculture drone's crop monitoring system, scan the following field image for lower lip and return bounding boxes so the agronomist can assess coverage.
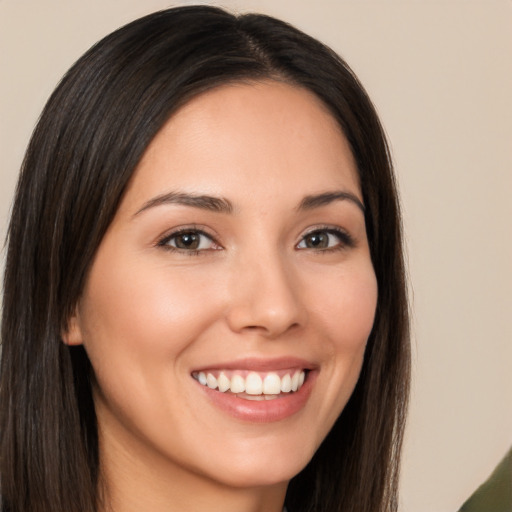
[196,371,316,423]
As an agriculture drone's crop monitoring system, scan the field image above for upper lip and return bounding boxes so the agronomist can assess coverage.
[191,356,317,373]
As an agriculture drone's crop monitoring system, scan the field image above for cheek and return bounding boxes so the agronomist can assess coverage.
[294,262,377,447]
[80,253,227,375]
[76,256,228,432]
[311,262,378,350]
[82,260,212,336]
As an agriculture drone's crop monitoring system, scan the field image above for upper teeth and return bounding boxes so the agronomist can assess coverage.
[193,370,306,395]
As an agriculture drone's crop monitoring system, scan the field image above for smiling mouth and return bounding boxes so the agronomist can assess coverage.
[192,369,307,401]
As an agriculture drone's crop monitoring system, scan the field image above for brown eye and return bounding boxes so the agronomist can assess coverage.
[160,230,218,252]
[174,232,201,250]
[297,228,354,251]
[303,232,330,249]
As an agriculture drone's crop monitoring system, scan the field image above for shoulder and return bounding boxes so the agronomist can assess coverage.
[458,447,512,512]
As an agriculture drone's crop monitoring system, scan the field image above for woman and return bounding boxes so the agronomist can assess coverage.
[0,6,409,512]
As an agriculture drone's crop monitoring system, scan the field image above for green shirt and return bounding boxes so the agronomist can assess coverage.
[458,448,512,512]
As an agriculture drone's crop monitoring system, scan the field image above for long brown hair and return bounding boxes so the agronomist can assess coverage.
[0,6,409,512]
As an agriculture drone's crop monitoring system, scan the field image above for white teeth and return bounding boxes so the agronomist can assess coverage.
[194,369,307,396]
[263,373,281,395]
[280,374,292,393]
[245,372,263,395]
[206,373,217,389]
[291,372,300,392]
[242,394,266,401]
[217,372,230,392]
[230,374,245,394]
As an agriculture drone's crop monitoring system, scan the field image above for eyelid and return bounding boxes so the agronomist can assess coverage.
[156,225,222,253]
[296,225,355,250]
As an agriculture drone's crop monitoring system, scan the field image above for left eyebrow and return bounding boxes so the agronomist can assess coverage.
[297,191,365,213]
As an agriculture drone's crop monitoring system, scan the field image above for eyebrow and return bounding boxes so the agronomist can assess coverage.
[134,189,364,218]
[134,191,234,216]
[298,191,365,213]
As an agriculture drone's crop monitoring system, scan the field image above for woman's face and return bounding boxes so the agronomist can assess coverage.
[67,81,377,491]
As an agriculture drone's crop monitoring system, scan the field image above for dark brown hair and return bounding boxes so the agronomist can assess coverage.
[0,6,409,512]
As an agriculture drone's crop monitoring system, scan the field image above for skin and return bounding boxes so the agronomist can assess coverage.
[65,81,378,512]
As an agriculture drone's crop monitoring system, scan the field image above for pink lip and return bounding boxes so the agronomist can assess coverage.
[191,356,316,373]
[193,363,318,423]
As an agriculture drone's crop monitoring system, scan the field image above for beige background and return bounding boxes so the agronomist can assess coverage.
[1,1,511,510]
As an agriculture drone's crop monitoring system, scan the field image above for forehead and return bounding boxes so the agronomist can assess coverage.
[121,80,360,213]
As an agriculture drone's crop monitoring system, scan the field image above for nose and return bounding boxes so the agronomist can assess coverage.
[225,251,307,338]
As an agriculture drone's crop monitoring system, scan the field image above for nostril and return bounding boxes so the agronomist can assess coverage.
[240,322,301,338]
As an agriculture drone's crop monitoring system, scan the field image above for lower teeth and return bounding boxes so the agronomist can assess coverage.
[236,393,280,401]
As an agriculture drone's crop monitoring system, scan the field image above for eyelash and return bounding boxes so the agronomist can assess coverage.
[297,226,355,253]
[157,227,221,256]
[156,225,355,255]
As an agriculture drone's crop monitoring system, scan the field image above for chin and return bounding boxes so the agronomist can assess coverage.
[200,439,316,489]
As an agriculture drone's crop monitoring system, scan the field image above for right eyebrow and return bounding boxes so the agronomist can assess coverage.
[133,191,234,217]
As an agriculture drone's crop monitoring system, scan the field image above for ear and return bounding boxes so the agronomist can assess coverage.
[61,309,84,346]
